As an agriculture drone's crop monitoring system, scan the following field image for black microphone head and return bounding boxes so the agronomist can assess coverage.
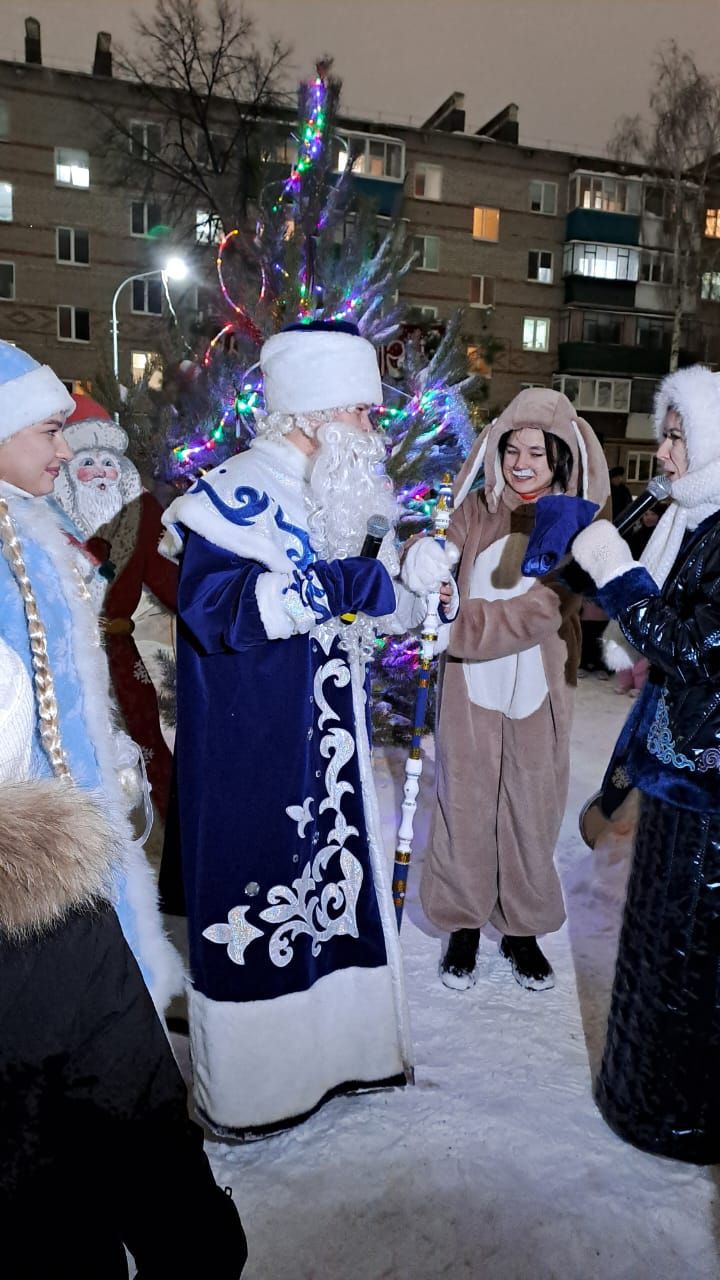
[648,475,673,500]
[366,514,391,540]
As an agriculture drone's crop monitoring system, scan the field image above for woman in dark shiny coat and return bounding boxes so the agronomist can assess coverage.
[572,364,720,1164]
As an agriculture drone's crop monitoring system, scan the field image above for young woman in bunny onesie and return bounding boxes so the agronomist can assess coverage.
[404,388,609,991]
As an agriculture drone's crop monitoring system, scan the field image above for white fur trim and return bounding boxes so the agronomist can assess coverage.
[0,636,33,783]
[62,421,129,453]
[653,365,720,470]
[261,330,382,415]
[602,624,640,672]
[571,421,589,500]
[0,365,74,440]
[189,963,406,1133]
[9,497,184,1011]
[255,571,298,639]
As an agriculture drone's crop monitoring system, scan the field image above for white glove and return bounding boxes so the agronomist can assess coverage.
[401,537,455,595]
[571,520,635,589]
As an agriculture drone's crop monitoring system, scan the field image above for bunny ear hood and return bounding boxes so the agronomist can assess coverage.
[455,388,610,513]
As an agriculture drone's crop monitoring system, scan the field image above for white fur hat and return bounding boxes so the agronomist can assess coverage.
[653,365,720,471]
[0,341,73,441]
[260,324,383,415]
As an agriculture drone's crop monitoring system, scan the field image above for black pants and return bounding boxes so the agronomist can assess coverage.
[0,907,247,1278]
[596,795,720,1163]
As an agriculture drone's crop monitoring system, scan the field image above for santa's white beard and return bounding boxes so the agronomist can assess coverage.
[73,481,125,535]
[306,421,398,561]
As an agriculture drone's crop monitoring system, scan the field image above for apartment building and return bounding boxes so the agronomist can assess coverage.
[2,18,720,481]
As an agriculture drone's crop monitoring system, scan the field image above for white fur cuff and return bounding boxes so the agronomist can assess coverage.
[255,572,300,640]
[571,520,635,589]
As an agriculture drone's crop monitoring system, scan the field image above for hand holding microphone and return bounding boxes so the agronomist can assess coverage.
[340,514,391,624]
[568,474,671,593]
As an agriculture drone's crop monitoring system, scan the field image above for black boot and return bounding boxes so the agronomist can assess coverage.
[440,928,480,991]
[500,935,555,991]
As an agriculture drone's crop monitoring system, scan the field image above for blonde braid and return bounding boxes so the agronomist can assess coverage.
[0,496,71,778]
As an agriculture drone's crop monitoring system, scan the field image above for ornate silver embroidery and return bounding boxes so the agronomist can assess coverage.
[259,845,362,967]
[202,906,264,964]
[647,690,695,772]
[260,656,364,966]
[286,797,314,837]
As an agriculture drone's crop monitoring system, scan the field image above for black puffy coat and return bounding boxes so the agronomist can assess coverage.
[599,510,720,812]
[0,781,247,1280]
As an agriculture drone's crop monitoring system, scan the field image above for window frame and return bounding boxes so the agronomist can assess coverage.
[469,274,495,307]
[522,316,550,352]
[472,206,500,242]
[701,271,720,302]
[131,278,164,316]
[56,226,90,267]
[130,200,163,238]
[54,147,90,189]
[411,234,440,272]
[413,162,443,201]
[0,260,15,301]
[57,305,90,343]
[529,180,558,216]
[527,249,554,284]
[129,119,163,158]
[195,209,224,245]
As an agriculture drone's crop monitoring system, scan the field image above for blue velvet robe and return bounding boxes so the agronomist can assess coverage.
[163,438,413,1137]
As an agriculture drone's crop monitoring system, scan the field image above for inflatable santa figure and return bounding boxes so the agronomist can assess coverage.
[54,395,177,833]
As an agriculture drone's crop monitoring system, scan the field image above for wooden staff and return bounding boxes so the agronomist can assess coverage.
[392,474,454,929]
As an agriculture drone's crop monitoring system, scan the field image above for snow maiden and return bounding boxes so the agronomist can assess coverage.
[573,364,720,1163]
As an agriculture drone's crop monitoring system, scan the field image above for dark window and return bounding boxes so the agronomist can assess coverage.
[581,311,623,344]
[0,262,14,299]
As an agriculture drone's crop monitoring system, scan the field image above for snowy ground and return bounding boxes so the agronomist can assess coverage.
[135,606,720,1278]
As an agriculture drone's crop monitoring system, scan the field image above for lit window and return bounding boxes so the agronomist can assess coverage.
[57,306,90,342]
[528,251,553,284]
[0,262,15,300]
[469,275,495,307]
[414,164,443,201]
[56,227,89,265]
[705,209,720,238]
[55,148,90,188]
[571,172,641,215]
[129,120,163,158]
[564,242,639,282]
[466,346,491,376]
[131,350,163,388]
[701,271,720,301]
[131,200,163,237]
[522,317,549,352]
[529,181,557,216]
[0,183,12,221]
[411,235,440,271]
[131,279,163,316]
[61,379,93,395]
[473,207,500,241]
[196,210,223,244]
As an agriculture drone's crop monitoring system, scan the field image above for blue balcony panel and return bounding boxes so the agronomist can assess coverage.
[565,209,640,246]
[564,278,637,308]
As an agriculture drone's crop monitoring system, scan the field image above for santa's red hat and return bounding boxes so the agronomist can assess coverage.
[63,393,128,453]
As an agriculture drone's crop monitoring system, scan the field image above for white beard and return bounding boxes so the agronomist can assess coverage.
[73,481,125,536]
[306,422,398,561]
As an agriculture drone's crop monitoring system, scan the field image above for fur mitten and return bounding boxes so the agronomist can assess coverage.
[571,519,635,589]
[401,537,455,595]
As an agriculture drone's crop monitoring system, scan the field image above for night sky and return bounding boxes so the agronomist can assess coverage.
[2,0,720,155]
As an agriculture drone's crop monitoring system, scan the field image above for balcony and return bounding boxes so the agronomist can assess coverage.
[332,131,405,218]
[558,342,671,376]
[566,209,639,246]
[564,277,636,308]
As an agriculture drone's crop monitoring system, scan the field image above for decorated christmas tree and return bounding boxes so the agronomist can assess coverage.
[142,63,492,740]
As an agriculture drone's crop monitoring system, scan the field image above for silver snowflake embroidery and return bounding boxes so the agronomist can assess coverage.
[202,906,264,965]
[133,660,153,685]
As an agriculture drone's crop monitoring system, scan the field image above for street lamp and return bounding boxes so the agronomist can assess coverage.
[110,257,188,417]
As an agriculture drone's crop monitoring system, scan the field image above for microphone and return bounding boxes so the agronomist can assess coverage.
[613,474,672,535]
[340,514,391,624]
